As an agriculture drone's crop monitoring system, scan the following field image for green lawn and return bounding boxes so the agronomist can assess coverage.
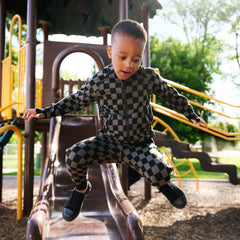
[3,154,41,176]
[2,154,240,180]
[171,157,240,180]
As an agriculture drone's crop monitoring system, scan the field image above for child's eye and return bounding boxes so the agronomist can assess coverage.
[133,59,140,63]
[120,56,126,60]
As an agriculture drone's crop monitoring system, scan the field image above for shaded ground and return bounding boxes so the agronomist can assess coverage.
[0,176,40,240]
[1,176,240,239]
[129,179,240,240]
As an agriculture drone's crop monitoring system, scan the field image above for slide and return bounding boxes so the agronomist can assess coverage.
[26,115,143,240]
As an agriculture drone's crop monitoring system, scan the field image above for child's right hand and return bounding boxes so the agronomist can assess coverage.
[22,108,45,121]
[191,117,208,128]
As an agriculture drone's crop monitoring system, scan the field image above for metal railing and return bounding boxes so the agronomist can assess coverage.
[151,69,240,187]
[0,125,23,219]
[151,102,240,141]
[59,78,96,115]
[152,115,199,189]
[0,15,42,120]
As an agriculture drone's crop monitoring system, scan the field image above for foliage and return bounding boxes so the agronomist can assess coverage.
[212,121,239,133]
[7,130,41,145]
[151,35,224,92]
[160,0,240,89]
[160,0,240,42]
[61,70,79,80]
[91,63,98,76]
[150,0,240,143]
[5,41,18,66]
[150,35,222,143]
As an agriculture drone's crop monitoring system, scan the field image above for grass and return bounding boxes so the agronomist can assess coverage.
[3,154,41,176]
[3,154,240,180]
[3,169,41,176]
[171,157,240,180]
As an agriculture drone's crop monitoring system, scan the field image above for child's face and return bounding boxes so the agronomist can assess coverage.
[107,33,146,80]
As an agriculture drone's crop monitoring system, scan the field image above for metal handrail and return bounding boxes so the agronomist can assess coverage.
[152,116,179,140]
[1,15,42,120]
[1,15,22,119]
[153,69,240,125]
[0,102,22,113]
[151,102,240,141]
[0,125,23,219]
[162,77,240,108]
[188,100,240,120]
[152,116,199,189]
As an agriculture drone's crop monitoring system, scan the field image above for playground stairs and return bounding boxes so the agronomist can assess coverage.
[153,130,240,185]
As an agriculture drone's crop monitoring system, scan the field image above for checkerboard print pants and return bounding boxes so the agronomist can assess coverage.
[65,134,173,190]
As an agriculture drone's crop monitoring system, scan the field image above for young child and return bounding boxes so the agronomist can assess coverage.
[23,19,207,222]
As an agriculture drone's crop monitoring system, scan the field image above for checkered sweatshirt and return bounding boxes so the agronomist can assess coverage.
[38,64,200,144]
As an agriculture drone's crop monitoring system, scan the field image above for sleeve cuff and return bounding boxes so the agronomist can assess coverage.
[36,108,47,118]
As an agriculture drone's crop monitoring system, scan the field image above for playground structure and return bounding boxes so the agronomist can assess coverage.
[0,0,239,239]
[26,115,144,239]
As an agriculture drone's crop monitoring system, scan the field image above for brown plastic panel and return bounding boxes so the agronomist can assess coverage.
[42,41,111,107]
[153,130,239,184]
[26,115,143,239]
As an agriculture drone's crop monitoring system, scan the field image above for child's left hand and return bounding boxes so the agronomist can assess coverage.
[191,117,208,128]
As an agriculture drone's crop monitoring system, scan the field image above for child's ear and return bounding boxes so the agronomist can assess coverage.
[107,45,112,59]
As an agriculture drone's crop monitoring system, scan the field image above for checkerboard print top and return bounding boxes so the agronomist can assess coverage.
[40,64,199,144]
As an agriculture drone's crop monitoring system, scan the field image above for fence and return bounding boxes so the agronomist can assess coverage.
[3,144,41,172]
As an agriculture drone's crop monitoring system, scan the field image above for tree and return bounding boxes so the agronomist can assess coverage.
[150,0,240,143]
[151,35,223,93]
[235,20,240,70]
[150,35,218,143]
[159,0,240,89]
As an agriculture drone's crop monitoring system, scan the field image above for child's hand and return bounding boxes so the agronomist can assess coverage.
[22,108,45,121]
[191,117,208,128]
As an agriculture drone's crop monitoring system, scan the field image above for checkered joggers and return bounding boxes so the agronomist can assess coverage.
[65,134,173,190]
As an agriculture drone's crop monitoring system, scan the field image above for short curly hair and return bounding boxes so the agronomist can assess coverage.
[111,19,147,44]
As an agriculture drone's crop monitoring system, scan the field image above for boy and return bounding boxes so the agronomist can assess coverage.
[23,19,207,222]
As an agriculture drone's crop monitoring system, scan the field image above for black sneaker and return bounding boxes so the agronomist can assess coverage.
[158,182,187,209]
[62,182,91,221]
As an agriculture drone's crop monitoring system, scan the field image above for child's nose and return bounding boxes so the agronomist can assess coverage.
[125,59,133,69]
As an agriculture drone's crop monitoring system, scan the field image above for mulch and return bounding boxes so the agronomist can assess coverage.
[1,176,240,240]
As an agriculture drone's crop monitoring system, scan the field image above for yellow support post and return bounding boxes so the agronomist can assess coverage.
[17,45,26,116]
[0,125,23,219]
[35,78,42,109]
[1,15,43,119]
[152,115,199,190]
[1,14,22,119]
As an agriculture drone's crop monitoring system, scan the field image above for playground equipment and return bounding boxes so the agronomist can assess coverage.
[151,72,240,186]
[0,14,42,120]
[153,129,239,185]
[152,70,240,141]
[0,123,23,219]
[152,115,199,189]
[26,115,143,240]
[1,1,240,228]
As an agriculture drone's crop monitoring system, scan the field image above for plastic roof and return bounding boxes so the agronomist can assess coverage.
[6,0,162,36]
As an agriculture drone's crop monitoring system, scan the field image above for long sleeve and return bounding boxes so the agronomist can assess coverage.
[151,70,200,122]
[36,76,101,118]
